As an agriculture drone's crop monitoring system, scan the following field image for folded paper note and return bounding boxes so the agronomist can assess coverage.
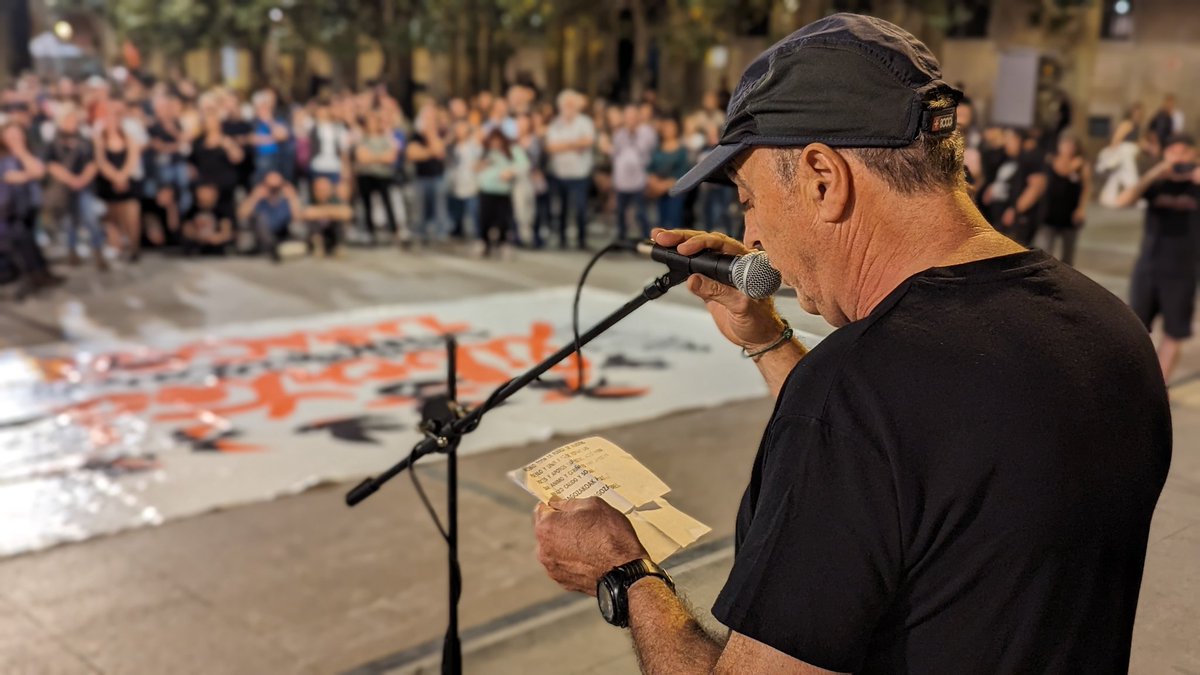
[508,436,711,562]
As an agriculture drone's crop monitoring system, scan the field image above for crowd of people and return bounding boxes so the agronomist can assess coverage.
[0,71,742,300]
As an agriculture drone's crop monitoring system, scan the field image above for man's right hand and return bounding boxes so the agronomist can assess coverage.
[651,228,786,351]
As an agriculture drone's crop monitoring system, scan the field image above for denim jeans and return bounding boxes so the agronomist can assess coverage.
[656,194,684,230]
[555,177,590,248]
[64,189,105,251]
[447,195,479,239]
[615,190,650,240]
[414,176,448,241]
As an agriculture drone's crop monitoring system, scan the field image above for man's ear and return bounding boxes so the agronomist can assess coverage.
[799,143,852,223]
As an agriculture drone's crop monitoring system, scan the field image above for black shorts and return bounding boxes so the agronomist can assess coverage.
[1130,267,1196,339]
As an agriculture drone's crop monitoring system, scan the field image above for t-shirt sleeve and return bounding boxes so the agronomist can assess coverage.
[712,414,902,673]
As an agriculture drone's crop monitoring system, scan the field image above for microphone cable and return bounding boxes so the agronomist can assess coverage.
[572,243,629,394]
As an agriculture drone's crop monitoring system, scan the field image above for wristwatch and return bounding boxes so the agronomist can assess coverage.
[596,558,675,628]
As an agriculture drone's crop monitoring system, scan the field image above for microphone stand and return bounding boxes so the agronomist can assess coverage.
[345,268,689,675]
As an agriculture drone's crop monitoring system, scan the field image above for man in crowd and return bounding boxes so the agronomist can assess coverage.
[980,127,1047,243]
[181,183,235,255]
[546,89,595,250]
[239,170,302,263]
[532,14,1170,674]
[45,105,106,270]
[606,104,656,241]
[1117,133,1200,382]
[1149,94,1184,148]
[304,175,354,257]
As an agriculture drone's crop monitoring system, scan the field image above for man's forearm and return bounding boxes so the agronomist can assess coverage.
[629,578,724,675]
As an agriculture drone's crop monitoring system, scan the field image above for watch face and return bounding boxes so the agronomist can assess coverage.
[597,581,616,622]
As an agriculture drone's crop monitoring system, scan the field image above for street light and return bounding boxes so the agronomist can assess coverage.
[269,7,284,22]
[1114,0,1131,15]
[53,20,73,41]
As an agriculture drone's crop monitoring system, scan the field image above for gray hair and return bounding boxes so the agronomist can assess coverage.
[773,94,966,194]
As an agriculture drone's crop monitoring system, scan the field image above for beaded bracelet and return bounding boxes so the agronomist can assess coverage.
[742,319,794,359]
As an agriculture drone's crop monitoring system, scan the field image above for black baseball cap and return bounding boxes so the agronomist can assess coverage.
[672,13,963,195]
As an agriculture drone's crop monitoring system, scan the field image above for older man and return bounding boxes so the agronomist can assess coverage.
[546,89,595,250]
[533,14,1170,675]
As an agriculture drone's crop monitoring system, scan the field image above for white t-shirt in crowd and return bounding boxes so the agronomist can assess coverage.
[311,122,349,175]
[450,140,483,199]
[546,114,595,180]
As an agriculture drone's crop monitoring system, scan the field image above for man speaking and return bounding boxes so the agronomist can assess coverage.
[533,14,1170,674]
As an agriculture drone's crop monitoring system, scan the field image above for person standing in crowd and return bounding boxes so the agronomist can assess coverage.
[1035,135,1092,266]
[94,104,143,262]
[510,113,539,248]
[483,98,517,140]
[957,97,983,187]
[407,104,448,245]
[1098,103,1145,206]
[1149,95,1182,148]
[446,120,482,241]
[1116,134,1200,382]
[251,90,290,184]
[1,123,59,299]
[309,99,351,186]
[521,111,552,249]
[606,104,655,241]
[476,128,529,258]
[645,115,690,230]
[220,90,255,196]
[546,90,595,250]
[147,92,190,245]
[304,175,354,258]
[980,127,1047,244]
[239,170,302,263]
[189,94,243,229]
[45,105,106,271]
[354,110,401,245]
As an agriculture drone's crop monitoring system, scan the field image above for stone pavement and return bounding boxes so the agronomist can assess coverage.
[0,208,1198,674]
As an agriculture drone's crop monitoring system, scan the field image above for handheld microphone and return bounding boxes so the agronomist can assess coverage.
[633,242,782,299]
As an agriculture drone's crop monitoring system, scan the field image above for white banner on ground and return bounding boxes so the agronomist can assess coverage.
[0,288,778,556]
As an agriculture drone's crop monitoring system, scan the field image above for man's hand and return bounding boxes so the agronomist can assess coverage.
[1002,207,1016,228]
[651,228,785,351]
[534,497,649,596]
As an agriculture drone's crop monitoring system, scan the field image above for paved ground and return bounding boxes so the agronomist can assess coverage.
[1,209,1198,674]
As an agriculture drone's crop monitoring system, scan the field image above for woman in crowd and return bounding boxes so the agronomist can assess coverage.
[645,115,690,230]
[512,113,543,248]
[309,99,351,185]
[1035,134,1092,266]
[354,110,401,244]
[94,104,143,261]
[446,119,481,241]
[476,128,529,257]
[189,93,243,224]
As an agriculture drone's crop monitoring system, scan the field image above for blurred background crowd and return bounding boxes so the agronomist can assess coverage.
[0,0,1197,303]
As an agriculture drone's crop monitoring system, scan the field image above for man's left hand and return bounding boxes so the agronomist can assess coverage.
[534,497,649,596]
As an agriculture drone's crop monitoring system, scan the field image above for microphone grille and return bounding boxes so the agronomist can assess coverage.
[731,251,782,299]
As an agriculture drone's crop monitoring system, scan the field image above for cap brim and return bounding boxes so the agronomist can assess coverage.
[669,142,747,196]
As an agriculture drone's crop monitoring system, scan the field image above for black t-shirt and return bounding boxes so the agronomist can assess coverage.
[46,133,94,184]
[989,151,1045,215]
[410,132,445,178]
[714,250,1170,674]
[148,121,185,162]
[1136,179,1200,279]
[190,140,239,191]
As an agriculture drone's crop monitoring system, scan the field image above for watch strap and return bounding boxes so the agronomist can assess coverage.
[601,558,675,628]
